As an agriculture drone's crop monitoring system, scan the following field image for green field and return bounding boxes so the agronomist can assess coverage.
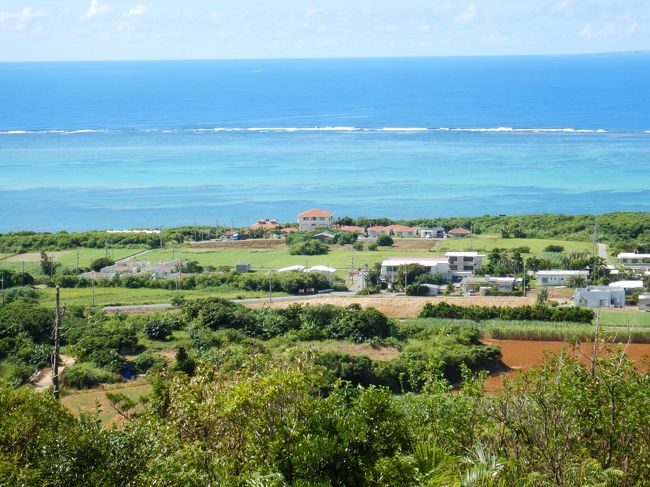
[0,248,145,275]
[597,309,650,327]
[433,235,593,255]
[37,287,284,307]
[142,235,594,271]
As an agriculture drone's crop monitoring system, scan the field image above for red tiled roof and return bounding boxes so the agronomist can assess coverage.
[448,227,472,235]
[250,222,280,230]
[367,226,388,231]
[281,227,299,233]
[386,224,415,232]
[338,225,365,233]
[298,208,333,218]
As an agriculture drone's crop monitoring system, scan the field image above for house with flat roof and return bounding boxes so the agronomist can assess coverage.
[380,256,450,283]
[535,270,589,286]
[638,293,650,312]
[609,280,644,293]
[445,251,484,276]
[461,276,516,295]
[617,253,650,273]
[418,227,445,239]
[574,286,625,308]
[447,227,472,238]
[297,209,334,231]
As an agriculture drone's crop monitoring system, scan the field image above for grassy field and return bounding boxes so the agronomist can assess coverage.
[38,287,284,307]
[0,247,145,275]
[142,235,593,271]
[598,309,650,327]
[406,317,650,343]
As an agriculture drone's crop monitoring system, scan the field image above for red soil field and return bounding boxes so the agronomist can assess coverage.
[483,339,650,392]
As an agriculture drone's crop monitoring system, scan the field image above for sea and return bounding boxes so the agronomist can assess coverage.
[1,54,649,232]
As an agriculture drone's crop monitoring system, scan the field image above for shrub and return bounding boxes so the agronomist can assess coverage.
[419,302,594,323]
[544,244,565,253]
[1,286,39,304]
[142,315,174,341]
[133,351,166,374]
[352,241,364,251]
[90,257,115,272]
[62,363,119,389]
[376,235,394,247]
[289,240,329,255]
[368,242,379,251]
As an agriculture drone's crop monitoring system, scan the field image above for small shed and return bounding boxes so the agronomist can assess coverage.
[235,261,251,273]
[313,231,336,242]
[638,293,650,312]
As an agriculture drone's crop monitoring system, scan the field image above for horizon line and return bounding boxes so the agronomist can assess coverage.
[1,49,649,64]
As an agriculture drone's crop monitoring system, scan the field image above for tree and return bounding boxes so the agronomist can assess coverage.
[289,240,329,255]
[143,315,173,341]
[40,251,60,276]
[179,260,203,273]
[90,257,115,272]
[376,235,394,247]
[353,241,364,251]
[396,264,429,291]
[537,286,548,304]
[566,275,587,288]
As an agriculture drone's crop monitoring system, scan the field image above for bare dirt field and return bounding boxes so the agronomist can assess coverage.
[5,251,69,262]
[391,239,438,251]
[245,294,537,318]
[483,339,650,391]
[191,239,285,249]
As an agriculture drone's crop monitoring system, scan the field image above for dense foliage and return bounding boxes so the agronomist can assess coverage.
[1,339,648,486]
[420,302,595,323]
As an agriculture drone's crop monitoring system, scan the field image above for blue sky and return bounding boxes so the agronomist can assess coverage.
[0,0,648,61]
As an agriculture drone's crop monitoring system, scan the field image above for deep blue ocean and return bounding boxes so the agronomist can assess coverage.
[1,54,649,231]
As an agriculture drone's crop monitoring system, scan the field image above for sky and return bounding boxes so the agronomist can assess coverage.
[0,0,648,61]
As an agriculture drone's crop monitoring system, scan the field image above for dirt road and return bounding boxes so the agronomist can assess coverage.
[32,354,75,392]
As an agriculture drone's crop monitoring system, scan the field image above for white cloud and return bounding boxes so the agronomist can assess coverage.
[628,22,638,35]
[454,4,477,24]
[0,6,45,29]
[580,22,615,38]
[128,4,149,17]
[82,0,110,20]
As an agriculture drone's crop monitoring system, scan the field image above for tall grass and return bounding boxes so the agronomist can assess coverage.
[403,318,650,344]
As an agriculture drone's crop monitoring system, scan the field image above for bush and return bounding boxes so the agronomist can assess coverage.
[142,315,174,341]
[419,302,594,323]
[368,242,379,251]
[62,363,119,389]
[90,257,115,272]
[1,286,39,304]
[352,241,364,251]
[544,245,565,253]
[289,240,329,255]
[133,351,166,374]
[376,235,394,247]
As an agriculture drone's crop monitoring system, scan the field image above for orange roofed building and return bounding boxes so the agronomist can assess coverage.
[448,227,472,238]
[250,219,280,231]
[297,209,334,231]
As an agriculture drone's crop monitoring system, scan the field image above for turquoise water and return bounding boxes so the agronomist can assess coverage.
[1,55,649,231]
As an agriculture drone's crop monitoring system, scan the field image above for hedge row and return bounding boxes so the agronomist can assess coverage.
[419,302,594,323]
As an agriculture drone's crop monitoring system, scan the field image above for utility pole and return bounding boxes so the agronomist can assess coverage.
[92,276,96,309]
[523,264,527,297]
[52,286,65,400]
[1,276,4,305]
[159,227,164,249]
[76,248,79,274]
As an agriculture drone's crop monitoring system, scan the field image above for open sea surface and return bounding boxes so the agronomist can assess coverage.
[1,54,649,231]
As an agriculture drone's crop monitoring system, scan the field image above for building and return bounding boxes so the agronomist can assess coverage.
[337,225,365,234]
[306,265,336,274]
[250,219,280,231]
[278,265,305,273]
[609,280,644,293]
[385,224,417,237]
[461,276,516,295]
[445,252,484,276]
[574,286,625,308]
[281,227,299,235]
[447,227,472,238]
[367,226,389,238]
[638,293,650,312]
[418,227,445,239]
[313,231,336,242]
[297,209,334,231]
[617,253,650,273]
[235,261,251,273]
[535,270,589,286]
[380,256,450,283]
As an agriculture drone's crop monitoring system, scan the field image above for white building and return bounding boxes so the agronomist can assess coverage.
[617,253,650,273]
[297,209,334,231]
[461,276,516,295]
[574,286,625,308]
[418,227,445,239]
[638,293,650,312]
[445,252,484,277]
[609,280,644,292]
[380,256,450,283]
[535,270,589,286]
